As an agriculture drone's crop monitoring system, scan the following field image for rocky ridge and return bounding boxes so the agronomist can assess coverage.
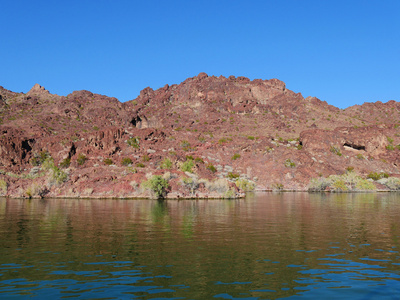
[1,73,400,198]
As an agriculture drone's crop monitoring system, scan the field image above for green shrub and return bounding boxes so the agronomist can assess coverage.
[247,136,255,140]
[0,179,7,195]
[235,179,255,192]
[384,177,400,190]
[355,179,376,190]
[386,144,395,150]
[231,153,241,160]
[330,146,342,156]
[142,155,150,162]
[160,157,173,169]
[42,157,68,185]
[284,159,296,168]
[181,176,199,194]
[224,188,236,199]
[207,163,217,173]
[103,158,113,165]
[30,151,49,166]
[331,179,348,191]
[136,162,145,168]
[367,172,389,181]
[227,172,240,180]
[195,157,204,164]
[181,159,194,173]
[356,154,364,159]
[59,158,71,168]
[308,177,330,191]
[141,175,169,198]
[272,183,284,191]
[77,154,87,166]
[121,157,133,166]
[127,137,140,148]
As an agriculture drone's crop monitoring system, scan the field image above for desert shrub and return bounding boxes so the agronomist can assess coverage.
[207,163,217,173]
[346,166,354,172]
[185,155,194,160]
[200,178,230,194]
[247,136,255,140]
[181,159,194,173]
[121,157,133,166]
[77,154,87,166]
[103,158,113,165]
[42,157,68,185]
[181,176,199,195]
[141,175,169,199]
[136,162,145,168]
[127,137,140,148]
[218,138,227,145]
[195,157,204,164]
[142,155,150,162]
[308,177,330,191]
[284,159,296,168]
[235,179,255,192]
[386,144,394,150]
[384,177,400,190]
[331,178,348,191]
[231,153,241,160]
[356,154,364,159]
[224,188,236,199]
[30,151,49,166]
[330,146,342,156]
[181,140,191,151]
[272,183,284,191]
[367,172,389,181]
[59,158,71,168]
[227,172,240,180]
[160,157,173,169]
[355,179,376,190]
[0,179,7,195]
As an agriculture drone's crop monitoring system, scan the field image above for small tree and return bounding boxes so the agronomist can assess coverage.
[141,175,169,199]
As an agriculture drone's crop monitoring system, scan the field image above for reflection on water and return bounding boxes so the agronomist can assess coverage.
[0,193,400,299]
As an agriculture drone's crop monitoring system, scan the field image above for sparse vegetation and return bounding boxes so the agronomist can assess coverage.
[367,172,389,181]
[227,172,240,180]
[308,172,376,192]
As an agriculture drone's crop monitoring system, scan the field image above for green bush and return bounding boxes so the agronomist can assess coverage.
[181,159,194,173]
[103,158,113,165]
[195,157,204,164]
[160,157,173,169]
[141,175,169,198]
[59,158,71,168]
[367,172,389,181]
[0,179,7,195]
[227,172,240,180]
[30,151,49,166]
[247,136,255,140]
[384,177,400,190]
[181,176,199,194]
[136,162,145,168]
[235,179,255,192]
[231,153,241,160]
[77,154,87,166]
[330,146,342,156]
[42,157,68,185]
[121,157,133,166]
[284,159,296,168]
[207,163,217,173]
[127,137,140,148]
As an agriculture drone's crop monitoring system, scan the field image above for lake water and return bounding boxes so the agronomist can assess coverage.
[0,193,400,299]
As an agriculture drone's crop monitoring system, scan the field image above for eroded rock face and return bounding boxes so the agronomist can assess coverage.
[0,76,400,198]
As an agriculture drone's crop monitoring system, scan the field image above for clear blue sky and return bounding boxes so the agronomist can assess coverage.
[1,0,399,108]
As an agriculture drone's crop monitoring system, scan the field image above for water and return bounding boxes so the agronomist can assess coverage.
[0,193,399,299]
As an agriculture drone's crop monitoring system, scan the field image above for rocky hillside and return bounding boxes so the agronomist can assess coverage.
[1,73,400,198]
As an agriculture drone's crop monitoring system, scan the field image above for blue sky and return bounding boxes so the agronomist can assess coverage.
[1,0,399,108]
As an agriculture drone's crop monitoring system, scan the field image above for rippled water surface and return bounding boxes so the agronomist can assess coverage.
[1,193,400,299]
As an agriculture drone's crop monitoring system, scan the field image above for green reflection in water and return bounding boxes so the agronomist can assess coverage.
[0,193,399,299]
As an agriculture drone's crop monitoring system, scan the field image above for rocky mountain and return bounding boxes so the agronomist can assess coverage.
[1,73,400,198]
